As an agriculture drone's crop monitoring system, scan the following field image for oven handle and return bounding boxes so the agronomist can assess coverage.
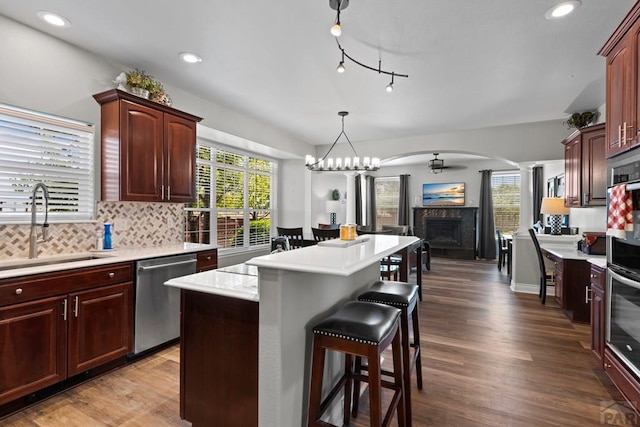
[609,267,640,290]
[608,182,640,192]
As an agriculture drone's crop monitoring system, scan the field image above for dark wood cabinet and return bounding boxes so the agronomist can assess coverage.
[545,252,590,323]
[93,89,202,202]
[604,348,640,415]
[196,249,218,272]
[590,264,606,367]
[562,123,606,207]
[0,263,133,405]
[600,3,640,158]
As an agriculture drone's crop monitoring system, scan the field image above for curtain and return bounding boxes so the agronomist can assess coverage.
[532,165,544,225]
[354,174,362,225]
[477,169,496,260]
[366,175,377,230]
[398,174,410,232]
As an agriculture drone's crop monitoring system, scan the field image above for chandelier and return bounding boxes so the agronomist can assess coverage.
[329,0,408,92]
[305,111,380,172]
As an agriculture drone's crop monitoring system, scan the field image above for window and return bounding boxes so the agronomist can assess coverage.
[375,177,400,228]
[491,172,520,234]
[0,104,94,222]
[185,140,276,251]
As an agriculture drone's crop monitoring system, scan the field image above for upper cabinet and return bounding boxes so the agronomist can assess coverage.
[600,3,640,158]
[562,123,607,207]
[93,89,202,202]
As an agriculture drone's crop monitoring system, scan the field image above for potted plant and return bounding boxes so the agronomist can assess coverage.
[563,111,596,129]
[125,69,154,99]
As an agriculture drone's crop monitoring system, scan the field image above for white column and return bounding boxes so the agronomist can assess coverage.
[344,171,356,224]
[517,164,534,234]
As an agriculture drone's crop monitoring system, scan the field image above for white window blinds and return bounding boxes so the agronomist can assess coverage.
[0,104,95,221]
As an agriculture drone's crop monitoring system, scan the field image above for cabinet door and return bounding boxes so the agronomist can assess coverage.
[564,137,581,207]
[120,100,164,201]
[581,126,606,206]
[67,283,133,376]
[0,296,67,405]
[165,113,196,203]
[606,35,634,157]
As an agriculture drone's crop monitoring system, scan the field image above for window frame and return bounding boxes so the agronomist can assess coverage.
[491,171,521,234]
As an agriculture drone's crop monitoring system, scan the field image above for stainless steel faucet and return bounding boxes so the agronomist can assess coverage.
[29,182,50,259]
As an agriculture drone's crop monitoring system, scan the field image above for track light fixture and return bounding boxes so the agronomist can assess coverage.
[329,0,408,91]
[305,111,380,172]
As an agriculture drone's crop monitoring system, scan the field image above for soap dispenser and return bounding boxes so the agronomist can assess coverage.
[103,223,112,250]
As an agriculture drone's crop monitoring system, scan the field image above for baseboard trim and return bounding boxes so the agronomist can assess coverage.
[511,281,555,296]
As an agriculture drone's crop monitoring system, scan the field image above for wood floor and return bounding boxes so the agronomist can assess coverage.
[0,258,634,426]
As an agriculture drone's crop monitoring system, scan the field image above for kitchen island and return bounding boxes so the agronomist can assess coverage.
[165,234,420,427]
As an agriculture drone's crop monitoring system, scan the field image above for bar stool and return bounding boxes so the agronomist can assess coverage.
[355,281,423,425]
[307,301,406,427]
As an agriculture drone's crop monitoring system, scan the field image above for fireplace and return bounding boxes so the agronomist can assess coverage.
[413,207,477,259]
[425,218,462,247]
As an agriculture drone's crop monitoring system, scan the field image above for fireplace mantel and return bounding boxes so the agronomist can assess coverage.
[413,207,478,259]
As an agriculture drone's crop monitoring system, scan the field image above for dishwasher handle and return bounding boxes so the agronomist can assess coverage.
[138,258,197,272]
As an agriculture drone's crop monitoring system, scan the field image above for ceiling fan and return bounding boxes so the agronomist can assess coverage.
[428,153,467,174]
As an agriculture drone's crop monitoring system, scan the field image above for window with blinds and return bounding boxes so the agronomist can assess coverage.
[375,177,400,228]
[185,140,276,250]
[491,172,520,234]
[0,104,94,222]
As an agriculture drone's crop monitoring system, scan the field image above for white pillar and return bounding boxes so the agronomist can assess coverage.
[344,172,356,224]
[517,164,534,234]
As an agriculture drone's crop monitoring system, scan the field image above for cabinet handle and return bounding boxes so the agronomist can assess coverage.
[623,122,627,145]
[62,299,67,321]
[73,296,79,318]
[605,363,611,369]
[590,274,595,278]
[167,186,171,200]
[15,288,22,295]
[108,272,115,278]
[618,124,622,147]
[206,256,211,260]
[585,286,592,304]
[161,185,165,201]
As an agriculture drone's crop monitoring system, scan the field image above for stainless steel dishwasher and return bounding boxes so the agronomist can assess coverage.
[134,253,197,354]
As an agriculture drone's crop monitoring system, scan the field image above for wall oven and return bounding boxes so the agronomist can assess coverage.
[607,152,640,376]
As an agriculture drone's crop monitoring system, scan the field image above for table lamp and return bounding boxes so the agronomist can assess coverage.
[325,200,341,225]
[540,197,569,235]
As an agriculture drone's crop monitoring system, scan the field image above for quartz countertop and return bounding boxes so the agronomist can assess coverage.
[0,243,217,280]
[247,234,420,276]
[540,242,606,264]
[165,263,258,302]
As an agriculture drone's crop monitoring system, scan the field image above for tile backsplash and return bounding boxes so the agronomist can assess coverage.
[0,201,184,259]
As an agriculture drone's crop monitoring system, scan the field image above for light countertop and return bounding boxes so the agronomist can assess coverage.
[165,263,258,302]
[247,234,419,276]
[539,243,606,267]
[0,243,217,280]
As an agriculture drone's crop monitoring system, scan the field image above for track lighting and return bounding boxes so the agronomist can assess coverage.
[386,73,395,92]
[328,0,408,91]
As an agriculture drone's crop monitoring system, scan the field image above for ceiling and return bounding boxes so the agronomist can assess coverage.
[0,1,635,149]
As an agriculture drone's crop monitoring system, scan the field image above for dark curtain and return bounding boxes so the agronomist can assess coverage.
[478,169,496,260]
[354,174,362,225]
[366,175,377,230]
[532,166,544,225]
[398,174,410,231]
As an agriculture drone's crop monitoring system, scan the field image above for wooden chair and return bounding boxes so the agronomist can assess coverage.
[276,227,305,249]
[311,227,340,242]
[496,230,509,271]
[380,225,409,278]
[528,228,555,304]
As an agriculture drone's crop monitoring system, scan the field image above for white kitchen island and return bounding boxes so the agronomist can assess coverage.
[166,234,420,427]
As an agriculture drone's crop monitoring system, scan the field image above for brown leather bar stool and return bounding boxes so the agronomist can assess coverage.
[355,281,423,426]
[307,301,406,427]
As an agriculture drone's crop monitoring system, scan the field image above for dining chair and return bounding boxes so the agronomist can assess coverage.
[276,227,305,249]
[311,227,340,242]
[528,228,555,304]
[496,230,509,272]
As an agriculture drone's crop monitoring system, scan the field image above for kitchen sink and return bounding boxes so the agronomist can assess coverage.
[0,252,116,271]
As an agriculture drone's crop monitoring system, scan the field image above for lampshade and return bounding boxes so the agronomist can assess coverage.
[325,200,341,212]
[540,197,569,215]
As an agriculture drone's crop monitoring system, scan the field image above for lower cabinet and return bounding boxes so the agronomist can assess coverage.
[604,348,640,415]
[196,249,218,272]
[545,252,590,322]
[590,265,606,367]
[0,263,133,406]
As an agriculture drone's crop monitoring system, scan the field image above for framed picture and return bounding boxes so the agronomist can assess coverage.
[547,177,556,197]
[422,182,465,206]
[556,174,565,198]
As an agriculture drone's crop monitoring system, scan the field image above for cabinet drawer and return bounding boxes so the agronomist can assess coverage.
[591,265,606,290]
[604,348,640,415]
[196,250,218,272]
[0,262,133,306]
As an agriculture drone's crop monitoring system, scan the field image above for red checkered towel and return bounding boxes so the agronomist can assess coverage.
[607,184,633,239]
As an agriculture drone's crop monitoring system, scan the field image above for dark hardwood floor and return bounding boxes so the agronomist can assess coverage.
[0,258,634,426]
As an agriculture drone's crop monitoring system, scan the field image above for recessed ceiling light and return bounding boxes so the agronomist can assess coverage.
[545,1,581,19]
[179,52,202,64]
[36,11,71,28]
